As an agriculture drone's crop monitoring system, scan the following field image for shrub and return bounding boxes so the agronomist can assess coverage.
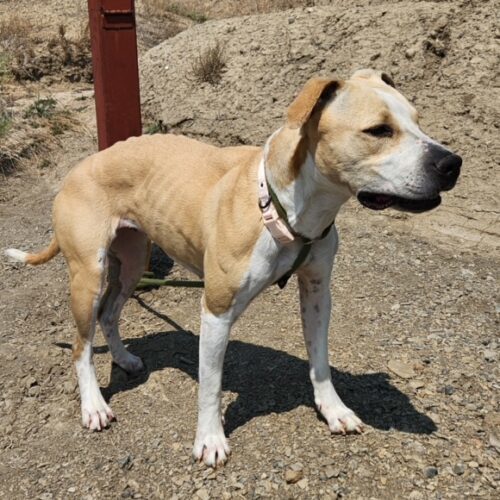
[192,41,226,85]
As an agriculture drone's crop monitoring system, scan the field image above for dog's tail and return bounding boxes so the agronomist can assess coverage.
[5,237,60,266]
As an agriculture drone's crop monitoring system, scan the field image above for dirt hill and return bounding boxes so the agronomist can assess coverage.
[140,0,499,250]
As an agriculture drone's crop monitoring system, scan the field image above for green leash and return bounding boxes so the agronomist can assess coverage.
[136,277,204,290]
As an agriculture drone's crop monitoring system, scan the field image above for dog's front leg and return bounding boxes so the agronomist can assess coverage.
[298,248,363,435]
[193,304,232,467]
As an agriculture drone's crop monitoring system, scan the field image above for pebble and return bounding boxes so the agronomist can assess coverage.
[467,461,479,469]
[63,380,76,394]
[195,489,209,500]
[405,48,417,59]
[28,385,41,397]
[25,376,37,389]
[324,466,339,479]
[410,380,425,390]
[488,431,500,452]
[388,359,416,379]
[483,350,497,362]
[297,478,308,489]
[442,385,455,395]
[285,468,304,484]
[423,466,438,479]
[453,463,465,475]
[118,454,133,470]
[408,491,424,500]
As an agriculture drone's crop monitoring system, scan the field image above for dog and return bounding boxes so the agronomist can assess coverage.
[5,69,461,467]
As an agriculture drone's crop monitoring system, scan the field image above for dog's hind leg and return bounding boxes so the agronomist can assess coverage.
[98,228,148,374]
[70,255,115,431]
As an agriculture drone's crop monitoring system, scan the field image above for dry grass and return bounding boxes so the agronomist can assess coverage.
[140,0,318,20]
[0,108,12,138]
[0,14,32,47]
[0,96,77,176]
[191,41,226,85]
[0,14,33,82]
[0,13,91,82]
[140,0,208,22]
[47,23,91,71]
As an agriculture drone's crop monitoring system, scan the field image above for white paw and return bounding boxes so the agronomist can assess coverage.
[116,352,144,374]
[82,401,115,431]
[193,430,231,467]
[319,404,364,434]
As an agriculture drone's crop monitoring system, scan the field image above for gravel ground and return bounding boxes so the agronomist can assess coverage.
[1,0,499,498]
[1,130,498,498]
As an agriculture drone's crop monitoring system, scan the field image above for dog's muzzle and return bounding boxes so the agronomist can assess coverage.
[357,145,462,213]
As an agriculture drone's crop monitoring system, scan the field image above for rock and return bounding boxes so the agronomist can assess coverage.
[467,461,479,469]
[195,489,209,500]
[453,463,465,475]
[118,454,133,470]
[410,380,425,390]
[484,412,500,444]
[388,359,416,379]
[423,466,438,479]
[285,468,304,484]
[28,385,41,397]
[297,478,308,489]
[408,491,424,500]
[405,48,417,59]
[488,431,500,453]
[25,376,37,389]
[324,466,339,479]
[483,349,497,362]
[63,380,76,394]
[441,385,455,395]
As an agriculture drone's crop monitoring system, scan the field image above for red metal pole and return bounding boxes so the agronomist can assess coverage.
[88,0,142,150]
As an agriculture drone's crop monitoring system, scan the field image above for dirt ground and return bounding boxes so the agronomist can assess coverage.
[0,1,499,499]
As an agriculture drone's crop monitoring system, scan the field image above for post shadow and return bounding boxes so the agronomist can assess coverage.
[62,296,436,437]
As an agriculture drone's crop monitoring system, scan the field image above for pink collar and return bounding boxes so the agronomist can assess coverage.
[258,160,296,245]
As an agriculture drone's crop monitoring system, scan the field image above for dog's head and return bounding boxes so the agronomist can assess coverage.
[281,69,461,212]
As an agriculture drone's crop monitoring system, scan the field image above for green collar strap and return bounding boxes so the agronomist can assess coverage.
[267,183,334,289]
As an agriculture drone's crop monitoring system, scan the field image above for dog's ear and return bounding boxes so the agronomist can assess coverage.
[351,69,396,88]
[286,77,340,130]
[381,72,396,88]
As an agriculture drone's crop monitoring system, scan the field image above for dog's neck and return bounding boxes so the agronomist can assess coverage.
[264,129,351,240]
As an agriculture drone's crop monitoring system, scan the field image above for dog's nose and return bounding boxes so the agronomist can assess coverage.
[435,153,462,190]
[436,153,462,177]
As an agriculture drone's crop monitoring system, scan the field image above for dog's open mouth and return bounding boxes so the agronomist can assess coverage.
[357,191,441,213]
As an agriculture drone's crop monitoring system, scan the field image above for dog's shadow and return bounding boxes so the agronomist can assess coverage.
[76,296,436,436]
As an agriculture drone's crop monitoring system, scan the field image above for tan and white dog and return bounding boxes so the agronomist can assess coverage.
[5,69,461,467]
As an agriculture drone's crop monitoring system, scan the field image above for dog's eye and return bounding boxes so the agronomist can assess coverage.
[363,124,394,138]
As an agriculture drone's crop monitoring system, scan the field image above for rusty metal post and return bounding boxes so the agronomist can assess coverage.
[88,0,142,150]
